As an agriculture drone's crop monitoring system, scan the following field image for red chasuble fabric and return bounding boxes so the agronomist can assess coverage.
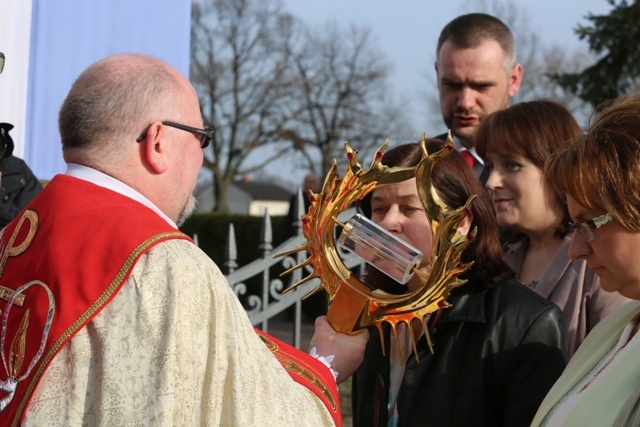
[0,175,189,426]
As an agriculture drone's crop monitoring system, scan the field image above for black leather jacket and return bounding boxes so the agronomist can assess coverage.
[352,279,566,427]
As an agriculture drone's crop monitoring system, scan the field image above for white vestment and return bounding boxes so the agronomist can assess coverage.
[22,239,334,426]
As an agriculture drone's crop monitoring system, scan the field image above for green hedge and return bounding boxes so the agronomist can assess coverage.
[179,213,291,269]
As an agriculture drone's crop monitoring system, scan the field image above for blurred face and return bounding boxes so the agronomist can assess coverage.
[370,179,433,291]
[436,39,521,149]
[484,150,564,236]
[303,174,321,193]
[567,194,640,299]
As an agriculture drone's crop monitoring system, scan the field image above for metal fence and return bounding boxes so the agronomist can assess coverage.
[221,187,364,349]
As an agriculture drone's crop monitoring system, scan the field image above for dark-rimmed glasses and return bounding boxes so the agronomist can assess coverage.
[568,212,613,241]
[136,121,214,149]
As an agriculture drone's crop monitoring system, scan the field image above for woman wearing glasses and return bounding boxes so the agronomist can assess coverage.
[531,93,640,426]
[476,99,629,358]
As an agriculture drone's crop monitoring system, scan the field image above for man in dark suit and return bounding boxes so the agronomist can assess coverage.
[434,13,523,183]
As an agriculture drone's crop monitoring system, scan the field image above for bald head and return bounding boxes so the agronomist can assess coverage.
[57,54,205,225]
[59,54,187,164]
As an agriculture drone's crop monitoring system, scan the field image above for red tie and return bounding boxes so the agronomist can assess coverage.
[460,150,475,168]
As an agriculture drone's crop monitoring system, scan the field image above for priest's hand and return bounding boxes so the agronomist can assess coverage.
[309,316,369,384]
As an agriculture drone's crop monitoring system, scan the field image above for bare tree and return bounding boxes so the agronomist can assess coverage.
[191,0,301,212]
[191,0,410,211]
[278,22,412,178]
[487,0,594,124]
[522,45,595,125]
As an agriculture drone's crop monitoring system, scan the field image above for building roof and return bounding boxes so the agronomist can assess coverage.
[233,180,293,201]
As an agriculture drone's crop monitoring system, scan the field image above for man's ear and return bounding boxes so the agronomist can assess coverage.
[141,122,168,174]
[457,208,474,237]
[509,63,523,97]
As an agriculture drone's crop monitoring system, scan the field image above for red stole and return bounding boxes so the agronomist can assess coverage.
[255,328,343,426]
[0,175,189,426]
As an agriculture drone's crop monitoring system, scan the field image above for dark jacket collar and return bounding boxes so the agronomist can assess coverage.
[438,283,488,325]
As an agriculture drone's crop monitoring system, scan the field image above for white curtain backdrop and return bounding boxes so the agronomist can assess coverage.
[0,0,34,159]
[6,0,191,180]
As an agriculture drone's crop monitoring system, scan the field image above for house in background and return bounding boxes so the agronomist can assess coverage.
[196,179,293,216]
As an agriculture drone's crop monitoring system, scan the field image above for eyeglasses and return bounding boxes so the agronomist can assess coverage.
[136,121,214,149]
[567,212,613,241]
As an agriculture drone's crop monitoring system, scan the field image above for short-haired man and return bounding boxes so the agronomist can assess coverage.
[435,13,523,178]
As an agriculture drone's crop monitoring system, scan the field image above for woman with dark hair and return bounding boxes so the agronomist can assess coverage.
[476,100,629,358]
[351,140,566,427]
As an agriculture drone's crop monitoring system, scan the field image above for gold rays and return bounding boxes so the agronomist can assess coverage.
[276,133,475,359]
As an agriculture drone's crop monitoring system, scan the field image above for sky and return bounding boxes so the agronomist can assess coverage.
[257,0,614,188]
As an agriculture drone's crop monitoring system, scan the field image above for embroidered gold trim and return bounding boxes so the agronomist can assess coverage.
[0,210,39,279]
[258,334,338,412]
[0,288,24,308]
[8,309,29,379]
[11,231,188,427]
